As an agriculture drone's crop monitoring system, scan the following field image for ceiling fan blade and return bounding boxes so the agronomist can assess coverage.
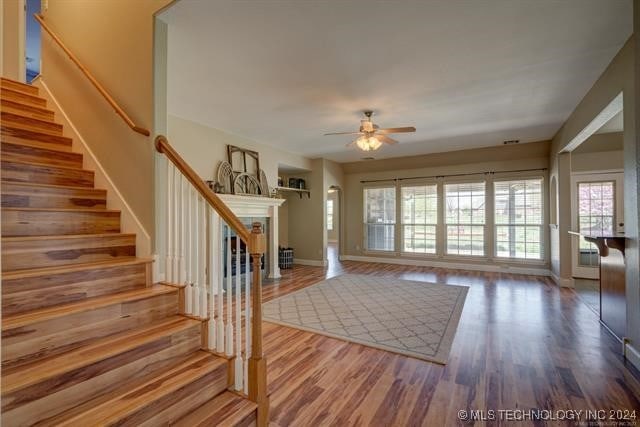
[376,127,416,134]
[377,135,398,145]
[324,131,363,136]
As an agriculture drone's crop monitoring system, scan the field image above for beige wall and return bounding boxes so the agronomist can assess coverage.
[342,141,551,271]
[39,0,174,254]
[167,115,312,188]
[2,0,22,80]
[550,30,639,366]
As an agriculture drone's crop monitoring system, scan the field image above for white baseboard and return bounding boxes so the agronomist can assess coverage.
[36,79,152,256]
[294,258,327,267]
[624,341,640,371]
[550,272,575,288]
[341,255,552,277]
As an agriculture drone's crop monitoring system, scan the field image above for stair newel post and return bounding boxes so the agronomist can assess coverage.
[248,222,268,427]
[165,160,174,284]
[234,236,243,390]
[200,199,208,317]
[225,225,234,356]
[185,186,193,315]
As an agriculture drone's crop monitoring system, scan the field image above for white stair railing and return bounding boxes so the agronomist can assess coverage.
[156,135,268,426]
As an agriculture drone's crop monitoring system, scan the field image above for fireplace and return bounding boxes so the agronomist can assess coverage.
[215,194,285,280]
[223,219,266,278]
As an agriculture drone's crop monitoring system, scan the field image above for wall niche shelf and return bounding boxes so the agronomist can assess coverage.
[275,186,311,199]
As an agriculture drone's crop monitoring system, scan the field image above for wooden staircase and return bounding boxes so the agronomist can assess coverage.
[0,77,258,426]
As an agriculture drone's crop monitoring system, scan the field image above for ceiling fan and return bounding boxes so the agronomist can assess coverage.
[324,111,416,152]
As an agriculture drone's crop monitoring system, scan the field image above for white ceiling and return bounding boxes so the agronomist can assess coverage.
[163,0,632,162]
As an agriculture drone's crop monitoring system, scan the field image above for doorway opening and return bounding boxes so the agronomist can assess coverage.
[25,0,41,82]
[326,186,341,266]
[568,101,624,316]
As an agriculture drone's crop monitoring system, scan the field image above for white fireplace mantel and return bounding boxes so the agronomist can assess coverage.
[217,194,285,279]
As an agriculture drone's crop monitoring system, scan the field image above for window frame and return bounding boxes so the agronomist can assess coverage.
[443,180,487,257]
[363,184,397,253]
[327,199,334,231]
[493,177,545,261]
[400,181,439,256]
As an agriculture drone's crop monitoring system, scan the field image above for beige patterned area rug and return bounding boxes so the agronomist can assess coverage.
[263,274,468,364]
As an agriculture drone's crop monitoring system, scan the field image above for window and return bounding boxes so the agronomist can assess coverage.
[327,199,334,231]
[577,181,615,266]
[364,187,396,251]
[494,179,543,260]
[402,184,437,254]
[445,182,485,256]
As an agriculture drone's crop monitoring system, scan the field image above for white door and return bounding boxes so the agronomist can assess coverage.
[571,173,624,279]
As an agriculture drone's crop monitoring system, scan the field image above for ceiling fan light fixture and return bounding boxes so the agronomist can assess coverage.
[355,135,382,151]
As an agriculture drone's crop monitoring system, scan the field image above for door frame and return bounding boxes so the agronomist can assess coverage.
[570,171,624,279]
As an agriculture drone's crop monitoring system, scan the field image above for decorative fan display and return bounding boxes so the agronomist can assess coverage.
[234,173,262,195]
[216,161,234,194]
[324,111,415,152]
[259,169,269,195]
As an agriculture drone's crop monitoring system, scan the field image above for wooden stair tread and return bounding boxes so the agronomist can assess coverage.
[1,316,201,394]
[1,139,75,156]
[1,158,90,173]
[2,284,176,329]
[0,99,53,116]
[1,256,150,280]
[49,351,227,426]
[1,78,39,95]
[1,181,103,192]
[1,207,118,213]
[174,391,257,427]
[1,125,72,145]
[0,87,45,105]
[1,111,62,133]
[2,232,136,243]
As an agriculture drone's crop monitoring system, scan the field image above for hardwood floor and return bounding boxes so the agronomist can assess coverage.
[262,251,640,426]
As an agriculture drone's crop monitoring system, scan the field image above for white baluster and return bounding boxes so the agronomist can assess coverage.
[172,167,179,283]
[234,237,243,390]
[165,161,173,283]
[208,208,219,351]
[217,220,225,351]
[193,195,201,317]
[244,248,251,394]
[178,174,187,285]
[185,186,193,315]
[200,199,208,317]
[225,225,234,356]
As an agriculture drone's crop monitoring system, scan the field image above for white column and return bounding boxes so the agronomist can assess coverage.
[268,206,281,279]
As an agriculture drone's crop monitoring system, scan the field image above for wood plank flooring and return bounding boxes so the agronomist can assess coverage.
[261,249,640,426]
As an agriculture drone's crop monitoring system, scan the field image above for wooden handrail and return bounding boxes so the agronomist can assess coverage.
[155,135,252,245]
[34,14,150,137]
